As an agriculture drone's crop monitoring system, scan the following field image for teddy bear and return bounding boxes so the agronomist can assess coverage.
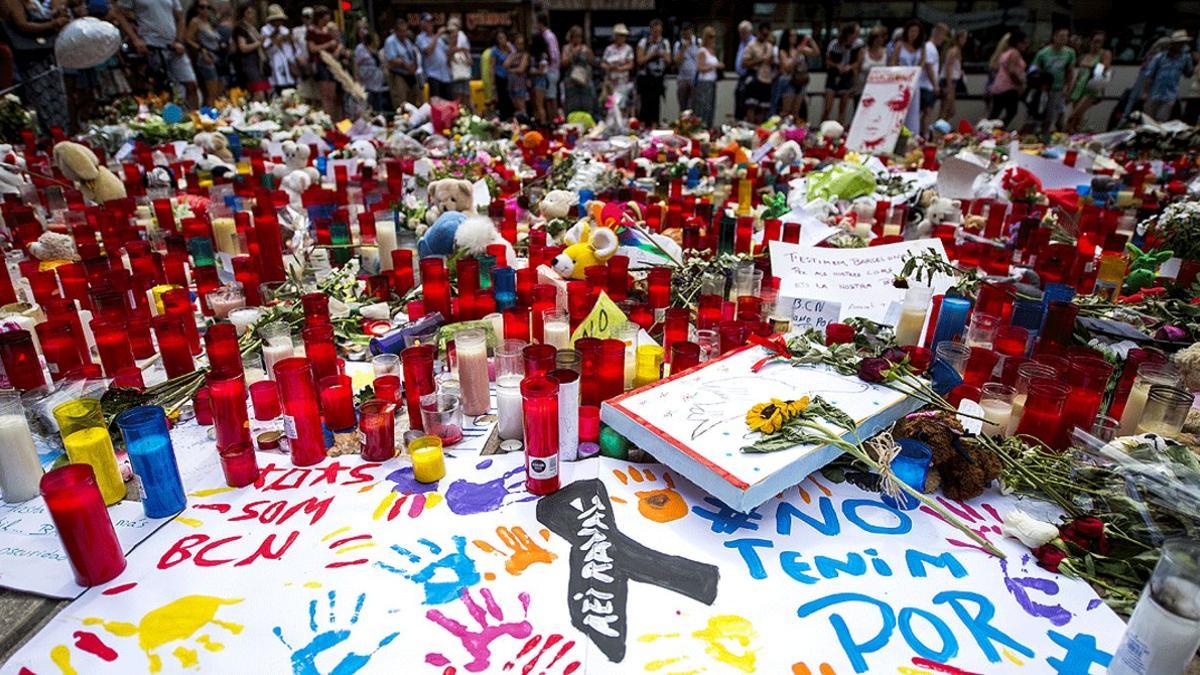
[0,144,28,196]
[29,231,78,262]
[552,223,619,280]
[418,212,514,263]
[913,195,962,240]
[424,178,476,228]
[891,412,1001,501]
[53,141,126,204]
[193,131,234,163]
[774,139,803,166]
[272,140,321,183]
[346,138,378,172]
[539,189,577,220]
[818,120,845,142]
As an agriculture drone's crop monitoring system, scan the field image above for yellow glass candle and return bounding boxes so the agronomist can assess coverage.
[53,399,126,505]
[1094,253,1127,302]
[737,178,752,216]
[633,344,665,388]
[409,435,446,483]
[211,216,240,255]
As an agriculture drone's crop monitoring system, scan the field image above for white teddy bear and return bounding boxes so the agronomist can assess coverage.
[913,196,962,240]
[272,140,321,183]
[346,138,378,172]
[29,231,78,261]
[0,144,28,196]
[539,189,577,220]
[819,120,845,142]
[774,139,803,166]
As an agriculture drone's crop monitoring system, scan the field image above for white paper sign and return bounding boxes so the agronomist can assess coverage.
[936,155,989,200]
[781,296,842,331]
[780,211,841,247]
[1008,142,1092,190]
[769,239,953,323]
[847,67,921,155]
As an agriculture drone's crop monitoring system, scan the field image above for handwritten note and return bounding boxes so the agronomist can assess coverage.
[570,291,628,342]
[778,296,841,332]
[769,239,952,323]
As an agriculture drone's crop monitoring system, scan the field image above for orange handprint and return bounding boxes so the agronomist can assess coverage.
[612,467,688,523]
[473,526,556,576]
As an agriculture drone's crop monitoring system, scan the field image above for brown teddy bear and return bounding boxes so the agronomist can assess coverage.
[424,178,476,230]
[891,411,1001,501]
[53,141,126,204]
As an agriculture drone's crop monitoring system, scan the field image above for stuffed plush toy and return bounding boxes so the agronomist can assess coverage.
[418,212,514,262]
[53,141,126,204]
[29,231,78,262]
[892,412,1001,501]
[774,139,803,166]
[914,196,962,239]
[272,140,320,182]
[0,144,28,196]
[346,138,378,172]
[552,223,619,280]
[193,131,234,163]
[818,120,845,142]
[425,178,476,226]
[539,189,577,220]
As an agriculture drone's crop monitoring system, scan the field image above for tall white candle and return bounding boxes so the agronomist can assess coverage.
[262,337,294,379]
[1110,580,1200,675]
[0,413,42,503]
[1118,380,1154,437]
[496,375,524,441]
[980,399,1013,437]
[377,220,397,272]
[1006,393,1027,435]
[556,374,579,462]
[543,320,570,350]
[456,330,490,416]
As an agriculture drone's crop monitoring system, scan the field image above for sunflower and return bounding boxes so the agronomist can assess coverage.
[746,399,787,434]
[781,397,811,418]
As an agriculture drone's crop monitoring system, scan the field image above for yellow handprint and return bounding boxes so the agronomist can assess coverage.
[83,595,243,672]
[639,614,758,673]
[612,467,689,523]
[472,526,556,576]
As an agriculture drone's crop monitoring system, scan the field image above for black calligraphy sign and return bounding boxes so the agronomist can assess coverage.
[536,479,720,663]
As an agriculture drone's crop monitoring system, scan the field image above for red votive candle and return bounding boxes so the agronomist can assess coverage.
[205,322,243,378]
[647,268,671,309]
[600,339,626,400]
[963,347,1000,387]
[697,294,722,330]
[207,372,250,451]
[359,400,396,461]
[579,405,601,444]
[503,306,531,342]
[523,343,557,378]
[718,320,746,354]
[567,281,591,329]
[373,374,400,403]
[162,288,202,355]
[671,342,701,373]
[273,357,327,466]
[0,330,46,391]
[662,308,690,359]
[575,338,602,406]
[152,315,195,378]
[113,366,145,389]
[521,375,560,495]
[420,258,452,319]
[736,296,763,322]
[302,323,339,382]
[253,214,286,283]
[90,318,136,377]
[126,313,156,359]
[40,464,126,586]
[531,284,557,343]
[301,292,331,327]
[391,250,415,295]
[193,387,213,425]
[319,374,356,430]
[1058,357,1114,446]
[219,441,260,488]
[607,255,630,302]
[250,380,281,420]
[406,299,426,320]
[36,320,82,381]
[825,323,855,345]
[401,345,435,431]
[584,265,609,299]
[994,325,1029,360]
[1040,302,1079,348]
[1015,381,1070,450]
[516,267,537,306]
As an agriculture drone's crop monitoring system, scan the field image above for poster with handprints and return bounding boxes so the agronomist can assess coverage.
[603,345,920,511]
[846,67,921,155]
[2,446,1124,674]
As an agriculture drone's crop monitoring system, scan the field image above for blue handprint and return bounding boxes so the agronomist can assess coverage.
[375,535,481,605]
[273,591,399,675]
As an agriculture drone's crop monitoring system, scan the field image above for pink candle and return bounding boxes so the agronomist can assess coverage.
[455,329,490,416]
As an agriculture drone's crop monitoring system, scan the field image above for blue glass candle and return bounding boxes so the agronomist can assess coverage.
[880,439,932,511]
[930,296,972,349]
[1042,283,1075,309]
[1011,298,1044,344]
[493,267,517,311]
[116,406,186,518]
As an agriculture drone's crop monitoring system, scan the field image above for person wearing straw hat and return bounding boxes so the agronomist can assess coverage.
[601,23,634,117]
[1142,30,1196,122]
[262,4,298,95]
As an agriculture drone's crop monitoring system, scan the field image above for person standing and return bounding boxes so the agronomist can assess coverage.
[261,5,298,95]
[740,22,775,124]
[674,23,698,114]
[417,13,450,100]
[988,29,1027,127]
[561,25,594,116]
[535,13,559,119]
[232,4,269,101]
[487,30,514,118]
[692,25,722,128]
[601,23,634,117]
[184,0,225,104]
[306,5,342,118]
[1066,31,1111,132]
[119,0,199,108]
[635,19,670,125]
[918,22,947,132]
[1031,28,1075,134]
[354,26,389,113]
[825,22,862,125]
[383,18,420,109]
[505,32,530,117]
[733,20,753,120]
[445,19,472,109]
[1143,31,1196,122]
[0,0,69,132]
[939,28,967,123]
[294,7,316,104]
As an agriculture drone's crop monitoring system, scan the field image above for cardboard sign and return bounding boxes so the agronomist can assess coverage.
[768,239,953,323]
[780,296,842,332]
[570,291,628,342]
[846,67,921,155]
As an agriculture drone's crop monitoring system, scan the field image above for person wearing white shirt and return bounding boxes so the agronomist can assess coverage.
[693,25,723,127]
[674,23,698,113]
[416,12,450,100]
[261,5,298,94]
[920,23,947,132]
[383,18,421,108]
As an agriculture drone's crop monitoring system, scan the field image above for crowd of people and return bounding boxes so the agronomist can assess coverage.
[3,2,1200,136]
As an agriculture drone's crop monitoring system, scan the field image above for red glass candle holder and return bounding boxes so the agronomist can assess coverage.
[219,441,260,488]
[670,342,701,373]
[36,320,82,381]
[359,400,396,461]
[373,374,401,403]
[113,366,145,389]
[522,343,557,378]
[531,284,557,343]
[193,386,213,425]
[662,308,690,359]
[599,339,626,400]
[0,330,46,391]
[392,250,415,295]
[40,464,126,586]
[1059,357,1114,446]
[994,325,1029,359]
[254,214,286,283]
[825,323,855,345]
[503,306,530,342]
[152,314,195,379]
[90,318,136,377]
[521,375,560,495]
[301,292,331,327]
[273,357,326,466]
[901,345,934,374]
[302,323,338,382]
[697,294,722,330]
[607,255,630,302]
[575,338,602,406]
[162,288,202,355]
[319,374,356,430]
[400,345,435,431]
[1015,381,1070,450]
[205,322,243,378]
[647,268,671,309]
[963,348,1000,387]
[207,372,250,451]
[1041,302,1079,348]
[250,380,281,420]
[718,320,746,354]
[420,258,451,319]
[516,267,537,306]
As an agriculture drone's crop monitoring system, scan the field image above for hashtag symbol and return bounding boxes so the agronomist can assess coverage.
[690,497,763,534]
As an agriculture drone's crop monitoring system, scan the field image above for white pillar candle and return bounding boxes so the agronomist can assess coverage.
[1110,580,1200,675]
[262,337,294,379]
[556,373,579,462]
[456,329,490,416]
[377,220,397,272]
[0,412,42,503]
[1006,393,1027,436]
[1118,380,1154,437]
[980,399,1013,437]
[496,374,524,441]
[543,319,570,350]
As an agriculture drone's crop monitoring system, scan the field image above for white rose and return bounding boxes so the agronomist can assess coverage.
[1001,509,1059,549]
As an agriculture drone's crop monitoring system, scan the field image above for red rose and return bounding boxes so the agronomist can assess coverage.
[857,357,890,383]
[1072,517,1105,540]
[1034,544,1067,573]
